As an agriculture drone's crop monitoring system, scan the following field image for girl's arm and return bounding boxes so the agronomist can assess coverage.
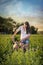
[21,33,31,41]
[11,26,21,43]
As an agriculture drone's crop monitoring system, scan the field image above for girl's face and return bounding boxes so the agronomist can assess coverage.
[24,23,27,28]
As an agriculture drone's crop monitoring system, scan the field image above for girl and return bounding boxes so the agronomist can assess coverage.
[11,21,31,51]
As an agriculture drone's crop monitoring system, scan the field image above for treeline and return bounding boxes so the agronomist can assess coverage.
[0,16,38,34]
[0,16,16,34]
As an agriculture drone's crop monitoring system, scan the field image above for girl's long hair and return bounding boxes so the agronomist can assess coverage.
[25,21,31,34]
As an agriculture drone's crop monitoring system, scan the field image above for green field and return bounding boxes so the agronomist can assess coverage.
[0,34,43,65]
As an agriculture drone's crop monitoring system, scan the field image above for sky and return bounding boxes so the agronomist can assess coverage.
[0,0,43,31]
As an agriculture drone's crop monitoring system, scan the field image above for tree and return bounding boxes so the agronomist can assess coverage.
[0,16,16,34]
[31,26,38,34]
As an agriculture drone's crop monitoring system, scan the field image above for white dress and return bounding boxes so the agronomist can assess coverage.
[17,26,27,40]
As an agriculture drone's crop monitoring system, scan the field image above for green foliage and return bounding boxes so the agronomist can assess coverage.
[0,34,43,65]
[31,26,38,34]
[0,16,16,34]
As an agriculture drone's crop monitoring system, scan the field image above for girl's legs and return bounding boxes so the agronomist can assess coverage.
[19,43,24,50]
[24,40,30,51]
[19,43,26,52]
[19,40,29,52]
[25,43,29,50]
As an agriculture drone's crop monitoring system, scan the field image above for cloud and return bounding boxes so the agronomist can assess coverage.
[0,0,43,17]
[2,1,22,16]
[0,0,43,31]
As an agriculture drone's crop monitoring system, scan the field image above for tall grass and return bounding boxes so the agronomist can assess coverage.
[0,34,43,65]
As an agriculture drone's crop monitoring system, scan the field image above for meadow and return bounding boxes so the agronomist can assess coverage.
[0,34,43,65]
